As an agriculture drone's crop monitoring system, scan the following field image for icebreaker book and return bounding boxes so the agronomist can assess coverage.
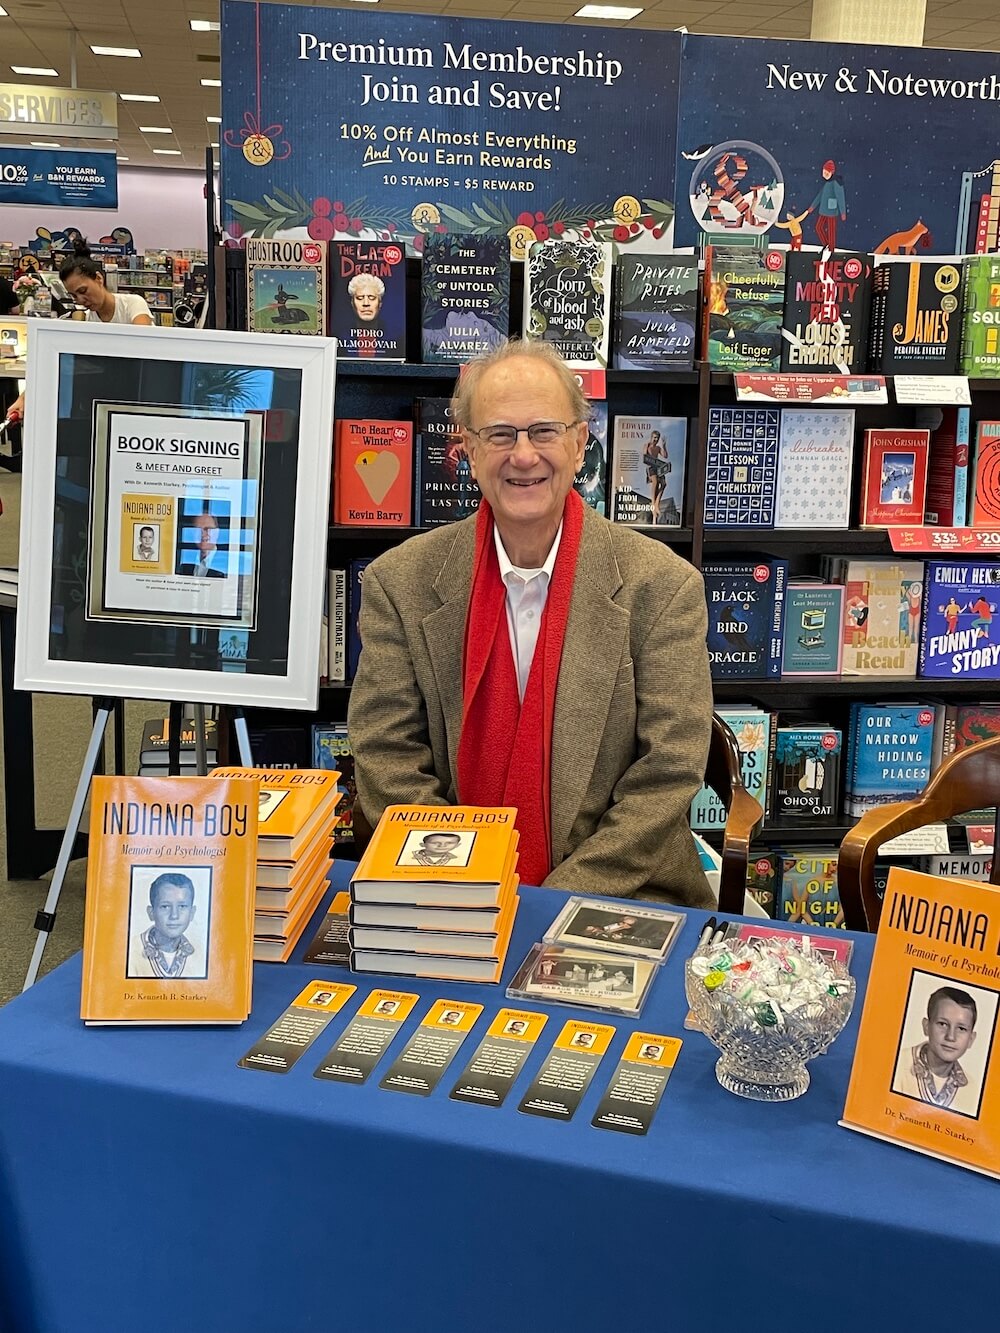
[774,409,855,529]
[211,768,342,861]
[918,561,1000,680]
[522,238,612,369]
[842,866,1000,1180]
[611,253,698,371]
[420,233,509,363]
[80,776,258,1025]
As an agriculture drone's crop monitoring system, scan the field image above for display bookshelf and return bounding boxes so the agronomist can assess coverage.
[105,254,179,326]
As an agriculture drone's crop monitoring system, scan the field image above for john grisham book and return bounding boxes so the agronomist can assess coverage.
[330,241,406,361]
[612,254,698,371]
[421,234,510,364]
[780,251,872,372]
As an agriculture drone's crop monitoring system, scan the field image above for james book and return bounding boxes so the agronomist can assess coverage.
[421,233,509,363]
[611,253,698,371]
[703,244,785,371]
[918,560,1000,680]
[245,238,327,336]
[609,415,687,527]
[780,250,872,372]
[522,238,612,369]
[333,419,413,527]
[859,428,931,528]
[414,396,480,527]
[330,240,406,361]
[703,407,779,528]
[868,259,963,374]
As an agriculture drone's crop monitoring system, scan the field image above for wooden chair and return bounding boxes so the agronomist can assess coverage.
[706,713,766,914]
[838,735,1000,932]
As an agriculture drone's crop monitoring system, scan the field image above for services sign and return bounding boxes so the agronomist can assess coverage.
[0,83,118,140]
[0,146,118,209]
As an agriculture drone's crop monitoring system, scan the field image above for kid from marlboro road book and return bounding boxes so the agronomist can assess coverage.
[780,250,872,372]
[609,415,687,526]
[245,238,327,336]
[702,560,787,679]
[703,406,779,528]
[612,254,698,371]
[859,429,931,528]
[919,561,1000,680]
[330,240,406,361]
[522,238,612,369]
[333,420,413,527]
[420,233,509,363]
[842,866,1000,1180]
[573,400,608,516]
[960,254,1000,377]
[80,775,258,1024]
[825,558,925,677]
[702,245,785,371]
[971,420,1000,527]
[868,259,964,375]
[211,768,342,861]
[774,409,855,529]
[414,397,480,527]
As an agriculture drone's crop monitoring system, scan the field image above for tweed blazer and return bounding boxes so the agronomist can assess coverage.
[347,503,715,908]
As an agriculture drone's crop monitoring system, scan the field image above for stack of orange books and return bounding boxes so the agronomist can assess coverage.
[212,768,343,962]
[349,805,520,984]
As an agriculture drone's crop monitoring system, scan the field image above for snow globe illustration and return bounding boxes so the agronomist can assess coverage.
[688,140,784,237]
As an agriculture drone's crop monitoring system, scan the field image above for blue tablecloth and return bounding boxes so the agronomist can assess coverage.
[1,863,998,1333]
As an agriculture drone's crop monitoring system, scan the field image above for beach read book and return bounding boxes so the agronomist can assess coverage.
[841,866,1000,1179]
[211,768,342,860]
[80,776,258,1025]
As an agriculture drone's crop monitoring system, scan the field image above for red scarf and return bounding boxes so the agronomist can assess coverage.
[456,490,584,887]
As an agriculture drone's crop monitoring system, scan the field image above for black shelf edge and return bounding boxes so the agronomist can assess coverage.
[329,524,694,545]
[714,676,999,697]
[333,362,702,386]
[700,823,854,845]
[702,529,891,552]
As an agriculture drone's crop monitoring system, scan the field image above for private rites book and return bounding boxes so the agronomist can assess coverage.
[772,725,842,822]
[774,408,855,529]
[826,558,925,677]
[245,237,327,336]
[918,560,1000,681]
[781,582,845,676]
[333,419,413,527]
[971,420,1000,528]
[330,240,406,361]
[702,244,785,371]
[844,702,936,817]
[918,406,970,528]
[414,396,480,527]
[80,775,258,1024]
[868,259,964,374]
[611,253,698,371]
[212,768,343,861]
[959,253,1000,377]
[702,560,788,680]
[859,428,931,527]
[779,250,872,372]
[703,406,779,528]
[574,400,608,515]
[609,414,687,527]
[522,238,612,369]
[420,233,509,363]
[842,866,1000,1180]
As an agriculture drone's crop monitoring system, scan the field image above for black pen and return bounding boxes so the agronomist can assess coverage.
[697,915,717,948]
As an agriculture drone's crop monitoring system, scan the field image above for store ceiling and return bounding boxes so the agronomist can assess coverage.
[1,0,998,170]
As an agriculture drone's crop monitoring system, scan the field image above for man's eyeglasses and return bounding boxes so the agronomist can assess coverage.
[468,420,580,450]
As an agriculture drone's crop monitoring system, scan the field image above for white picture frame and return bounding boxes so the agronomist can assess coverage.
[15,321,337,711]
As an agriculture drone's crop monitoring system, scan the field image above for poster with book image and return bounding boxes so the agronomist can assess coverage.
[421,234,509,363]
[522,238,612,369]
[330,241,406,361]
[609,415,686,526]
[245,238,327,336]
[612,254,697,370]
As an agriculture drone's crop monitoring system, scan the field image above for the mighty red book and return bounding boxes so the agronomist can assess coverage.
[859,428,930,527]
[333,419,413,526]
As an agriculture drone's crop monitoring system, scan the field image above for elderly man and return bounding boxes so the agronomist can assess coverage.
[347,340,713,906]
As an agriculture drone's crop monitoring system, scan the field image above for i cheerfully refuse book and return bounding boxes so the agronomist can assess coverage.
[80,776,258,1025]
[842,866,1000,1180]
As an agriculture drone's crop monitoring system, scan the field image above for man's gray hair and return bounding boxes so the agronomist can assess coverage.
[451,339,589,430]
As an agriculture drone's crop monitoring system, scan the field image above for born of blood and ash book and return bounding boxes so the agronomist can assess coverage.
[420,233,510,364]
[774,408,855,529]
[826,558,925,677]
[867,259,964,375]
[702,560,788,679]
[919,561,1000,681]
[859,428,930,528]
[842,866,1000,1181]
[702,245,785,371]
[333,420,413,526]
[329,240,406,361]
[574,400,608,516]
[611,253,698,371]
[703,407,779,528]
[971,420,1000,528]
[245,238,327,337]
[522,238,612,369]
[80,775,259,1025]
[609,414,687,527]
[414,397,480,527]
[959,254,1000,377]
[779,250,872,372]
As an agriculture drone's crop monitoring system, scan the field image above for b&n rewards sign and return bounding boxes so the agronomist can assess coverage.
[0,145,118,210]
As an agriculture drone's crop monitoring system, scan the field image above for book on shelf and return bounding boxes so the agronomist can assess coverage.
[772,725,842,822]
[574,400,608,516]
[842,866,1000,1180]
[253,874,330,962]
[138,716,218,767]
[80,775,258,1024]
[690,707,775,830]
[779,250,872,372]
[781,582,845,676]
[703,406,779,528]
[348,947,511,984]
[859,428,931,528]
[245,237,327,336]
[959,253,1000,377]
[867,259,963,374]
[611,253,698,371]
[702,560,787,680]
[246,723,312,770]
[255,831,335,899]
[918,406,969,528]
[522,238,612,369]
[349,898,508,934]
[744,850,779,918]
[826,558,925,677]
[414,396,480,527]
[420,233,509,363]
[970,420,1000,528]
[776,849,844,928]
[347,557,374,681]
[702,244,785,371]
[312,724,356,844]
[920,851,993,883]
[211,767,342,861]
[919,561,1000,681]
[608,414,687,527]
[329,240,406,361]
[333,419,413,527]
[327,568,346,684]
[844,702,936,817]
[774,409,855,529]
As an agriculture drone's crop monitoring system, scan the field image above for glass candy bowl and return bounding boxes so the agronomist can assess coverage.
[684,940,856,1102]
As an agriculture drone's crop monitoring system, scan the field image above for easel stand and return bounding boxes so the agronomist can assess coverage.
[22,701,254,992]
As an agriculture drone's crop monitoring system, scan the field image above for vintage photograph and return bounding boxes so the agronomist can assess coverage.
[571,1031,596,1049]
[528,948,637,997]
[396,828,476,869]
[548,896,684,962]
[890,969,997,1120]
[503,1019,528,1037]
[439,1009,463,1026]
[132,522,161,564]
[640,1043,664,1061]
[374,999,399,1017]
[126,865,212,981]
[257,788,290,824]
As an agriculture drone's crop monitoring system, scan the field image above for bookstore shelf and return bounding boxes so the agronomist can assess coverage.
[714,677,996,700]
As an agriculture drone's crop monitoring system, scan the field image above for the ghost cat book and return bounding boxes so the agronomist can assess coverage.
[523,238,612,369]
[330,241,406,361]
[612,254,698,370]
[703,244,785,371]
[780,251,872,371]
[421,234,509,364]
[246,238,327,336]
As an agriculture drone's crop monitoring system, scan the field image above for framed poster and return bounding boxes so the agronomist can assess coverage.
[16,322,337,710]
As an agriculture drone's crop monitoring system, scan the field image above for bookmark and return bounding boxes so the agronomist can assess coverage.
[380,999,484,1096]
[313,988,418,1084]
[518,1019,615,1121]
[591,1032,682,1135]
[450,1008,548,1108]
[238,980,356,1074]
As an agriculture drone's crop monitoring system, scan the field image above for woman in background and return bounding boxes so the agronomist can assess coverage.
[58,238,154,326]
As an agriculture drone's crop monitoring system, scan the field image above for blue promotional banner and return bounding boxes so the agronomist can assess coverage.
[675,37,1000,254]
[220,0,680,254]
[0,145,117,209]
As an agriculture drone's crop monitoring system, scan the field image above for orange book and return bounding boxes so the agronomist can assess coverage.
[333,418,413,526]
[351,805,520,908]
[253,875,331,963]
[80,776,258,1024]
[841,866,1000,1179]
[211,768,342,861]
[349,881,520,959]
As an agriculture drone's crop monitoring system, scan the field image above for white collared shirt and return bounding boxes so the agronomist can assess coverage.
[493,522,562,700]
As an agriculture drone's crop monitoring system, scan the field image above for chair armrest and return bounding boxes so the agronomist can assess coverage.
[838,801,927,931]
[717,786,765,915]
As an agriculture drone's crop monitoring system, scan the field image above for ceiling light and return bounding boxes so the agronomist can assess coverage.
[200,78,221,87]
[190,19,220,31]
[11,66,59,76]
[31,140,60,148]
[139,126,172,134]
[206,115,221,123]
[90,46,142,58]
[120,93,159,103]
[153,149,181,156]
[116,155,129,162]
[209,141,219,148]
[574,4,643,16]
